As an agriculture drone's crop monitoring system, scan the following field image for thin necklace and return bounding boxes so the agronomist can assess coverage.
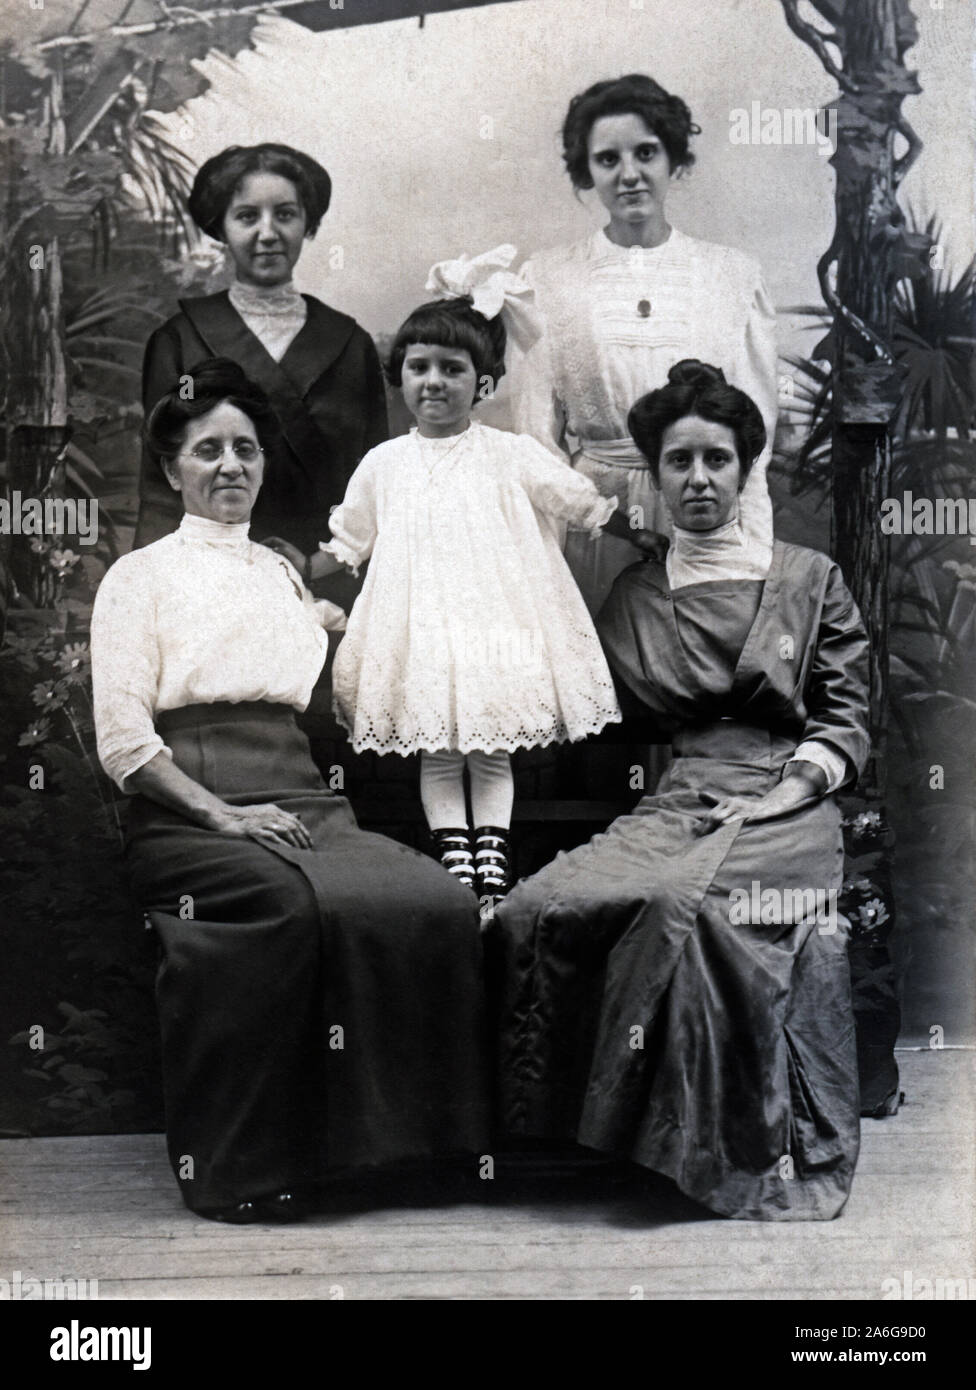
[414,423,471,481]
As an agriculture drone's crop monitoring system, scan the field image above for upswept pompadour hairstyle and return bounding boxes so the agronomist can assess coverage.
[627,359,766,483]
[144,357,280,470]
[188,143,332,240]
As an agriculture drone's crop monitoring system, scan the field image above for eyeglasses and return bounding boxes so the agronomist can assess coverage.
[181,440,264,464]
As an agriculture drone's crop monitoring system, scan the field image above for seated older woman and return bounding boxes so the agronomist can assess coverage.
[494,360,870,1221]
[91,358,487,1223]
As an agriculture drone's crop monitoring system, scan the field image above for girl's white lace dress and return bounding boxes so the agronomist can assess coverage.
[324,421,622,755]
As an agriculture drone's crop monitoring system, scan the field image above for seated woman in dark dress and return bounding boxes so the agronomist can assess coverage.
[91,359,487,1223]
[494,360,870,1221]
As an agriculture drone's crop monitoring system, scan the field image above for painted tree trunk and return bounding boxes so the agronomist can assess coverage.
[1,63,71,634]
[830,2,919,767]
[3,232,70,619]
[781,0,930,1115]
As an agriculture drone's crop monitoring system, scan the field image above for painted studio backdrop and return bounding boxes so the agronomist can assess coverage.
[0,0,973,1142]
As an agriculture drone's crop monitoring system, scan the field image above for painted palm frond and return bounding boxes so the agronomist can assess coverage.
[891,211,976,442]
[110,109,196,249]
[771,354,833,498]
[62,272,165,416]
[779,209,975,504]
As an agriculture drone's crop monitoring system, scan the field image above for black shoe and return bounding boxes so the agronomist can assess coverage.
[254,1191,307,1223]
[200,1191,307,1224]
[474,825,511,900]
[200,1200,262,1225]
[431,827,476,890]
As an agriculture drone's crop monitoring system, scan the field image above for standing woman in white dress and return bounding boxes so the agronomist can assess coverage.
[513,74,779,616]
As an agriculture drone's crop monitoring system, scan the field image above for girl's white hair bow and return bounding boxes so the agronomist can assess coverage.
[425,244,542,352]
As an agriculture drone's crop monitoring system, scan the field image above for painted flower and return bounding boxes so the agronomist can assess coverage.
[19,718,52,747]
[856,898,890,929]
[54,643,90,677]
[942,560,976,584]
[843,876,874,896]
[29,537,50,554]
[49,549,80,576]
[165,240,228,289]
[30,680,69,711]
[849,810,884,836]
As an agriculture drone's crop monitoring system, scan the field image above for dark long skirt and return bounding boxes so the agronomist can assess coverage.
[125,701,488,1212]
[494,723,860,1221]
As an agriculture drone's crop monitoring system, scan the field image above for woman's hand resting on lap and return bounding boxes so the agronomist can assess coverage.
[208,802,313,851]
[695,764,827,835]
[125,754,314,852]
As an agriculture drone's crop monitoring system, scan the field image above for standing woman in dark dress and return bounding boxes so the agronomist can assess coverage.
[134,142,387,611]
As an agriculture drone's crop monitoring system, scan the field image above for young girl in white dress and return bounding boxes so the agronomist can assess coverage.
[296,249,659,900]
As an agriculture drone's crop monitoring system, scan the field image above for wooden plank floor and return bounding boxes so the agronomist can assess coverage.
[1,1051,972,1301]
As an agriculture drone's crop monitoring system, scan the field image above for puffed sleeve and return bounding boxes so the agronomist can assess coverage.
[319,449,381,576]
[506,258,570,461]
[514,434,617,533]
[90,554,168,791]
[732,265,779,552]
[798,561,871,786]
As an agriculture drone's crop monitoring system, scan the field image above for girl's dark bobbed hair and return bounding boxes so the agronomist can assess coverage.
[386,297,508,396]
[627,359,766,482]
[562,73,700,189]
[145,357,280,470]
[187,143,332,240]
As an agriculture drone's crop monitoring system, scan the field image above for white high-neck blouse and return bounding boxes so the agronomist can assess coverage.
[227,279,308,362]
[667,512,772,592]
[90,513,345,789]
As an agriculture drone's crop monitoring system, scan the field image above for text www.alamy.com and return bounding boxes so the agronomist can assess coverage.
[791,1349,926,1364]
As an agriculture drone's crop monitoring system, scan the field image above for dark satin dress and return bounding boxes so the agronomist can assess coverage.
[133,290,388,612]
[494,541,871,1220]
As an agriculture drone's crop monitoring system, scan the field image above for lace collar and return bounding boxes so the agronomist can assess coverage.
[228,279,305,317]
